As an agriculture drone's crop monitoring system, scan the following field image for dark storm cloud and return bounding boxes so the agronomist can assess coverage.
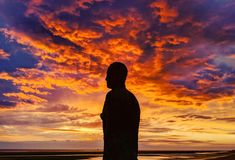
[0,79,19,108]
[170,80,198,90]
[0,100,16,108]
[38,0,75,10]
[224,77,235,84]
[0,51,38,72]
[205,86,235,96]
[196,69,224,81]
[0,32,39,72]
[0,0,51,39]
[57,12,80,23]
[0,0,82,49]
[166,0,235,41]
[0,79,18,95]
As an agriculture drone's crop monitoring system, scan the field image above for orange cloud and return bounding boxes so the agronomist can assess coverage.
[150,0,178,23]
[19,86,49,95]
[94,8,149,38]
[40,14,103,43]
[229,54,235,58]
[0,49,9,59]
[95,15,126,33]
[154,34,189,49]
[106,38,142,55]
[0,66,105,108]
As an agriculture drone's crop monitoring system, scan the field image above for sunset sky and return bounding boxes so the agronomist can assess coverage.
[0,0,235,150]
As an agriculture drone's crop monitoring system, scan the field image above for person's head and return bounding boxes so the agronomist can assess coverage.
[106,62,128,89]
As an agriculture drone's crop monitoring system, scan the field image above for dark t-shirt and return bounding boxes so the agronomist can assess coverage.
[101,88,140,160]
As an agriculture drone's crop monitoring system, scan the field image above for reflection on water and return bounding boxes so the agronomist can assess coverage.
[88,157,170,160]
[87,151,231,160]
[88,157,169,160]
[0,150,233,160]
[88,156,195,160]
[139,156,173,160]
[88,156,198,160]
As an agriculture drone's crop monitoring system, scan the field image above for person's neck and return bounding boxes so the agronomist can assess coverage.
[112,84,126,90]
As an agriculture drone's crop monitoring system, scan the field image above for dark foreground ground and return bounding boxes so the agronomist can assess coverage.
[0,150,234,160]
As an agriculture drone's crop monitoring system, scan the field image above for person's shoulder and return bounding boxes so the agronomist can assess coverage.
[126,90,140,110]
[106,90,112,98]
[126,89,138,101]
[126,89,136,97]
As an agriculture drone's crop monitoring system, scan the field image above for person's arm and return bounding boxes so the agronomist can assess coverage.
[100,92,111,120]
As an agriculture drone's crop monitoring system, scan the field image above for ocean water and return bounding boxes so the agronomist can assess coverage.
[89,156,174,160]
[88,151,229,160]
[0,150,234,160]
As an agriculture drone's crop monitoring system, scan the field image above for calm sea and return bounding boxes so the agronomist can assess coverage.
[0,150,234,160]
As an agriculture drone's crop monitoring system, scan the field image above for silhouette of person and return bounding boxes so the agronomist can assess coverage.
[100,62,140,160]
